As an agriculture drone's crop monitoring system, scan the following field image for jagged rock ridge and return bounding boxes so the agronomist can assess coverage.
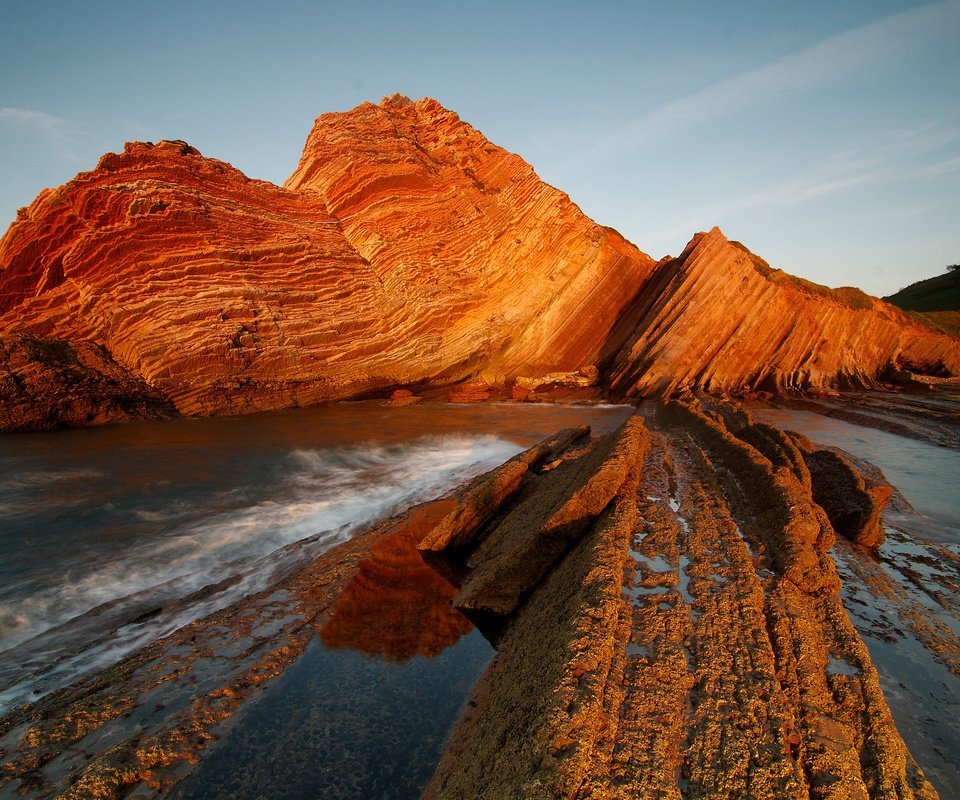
[0,96,958,430]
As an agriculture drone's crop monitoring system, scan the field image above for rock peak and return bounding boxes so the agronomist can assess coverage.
[380,92,414,108]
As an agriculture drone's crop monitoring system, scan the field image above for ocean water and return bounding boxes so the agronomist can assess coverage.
[755,408,959,545]
[0,400,633,714]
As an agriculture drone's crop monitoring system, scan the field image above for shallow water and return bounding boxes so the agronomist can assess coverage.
[0,401,633,714]
[755,405,960,796]
[755,408,960,546]
[171,631,492,800]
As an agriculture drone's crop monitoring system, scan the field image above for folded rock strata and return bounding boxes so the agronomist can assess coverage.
[421,404,938,799]
[605,229,960,398]
[1,97,958,431]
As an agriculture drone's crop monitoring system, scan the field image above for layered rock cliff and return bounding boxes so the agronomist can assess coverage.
[0,96,958,430]
[286,95,657,380]
[605,228,960,397]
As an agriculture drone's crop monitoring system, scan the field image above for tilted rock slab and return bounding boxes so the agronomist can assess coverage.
[423,406,938,799]
[606,228,960,397]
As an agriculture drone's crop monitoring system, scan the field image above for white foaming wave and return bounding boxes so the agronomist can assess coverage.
[0,433,521,708]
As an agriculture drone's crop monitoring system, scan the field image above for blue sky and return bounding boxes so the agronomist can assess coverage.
[1,0,958,296]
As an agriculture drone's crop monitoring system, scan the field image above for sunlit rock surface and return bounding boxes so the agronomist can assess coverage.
[423,406,941,800]
[2,96,956,431]
[606,228,960,397]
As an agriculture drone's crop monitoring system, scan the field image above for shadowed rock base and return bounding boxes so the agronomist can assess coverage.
[423,403,938,800]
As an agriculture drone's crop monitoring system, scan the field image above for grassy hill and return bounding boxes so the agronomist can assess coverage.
[884,267,960,336]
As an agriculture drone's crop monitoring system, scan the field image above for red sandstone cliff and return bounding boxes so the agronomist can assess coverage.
[0,96,957,430]
[286,94,657,380]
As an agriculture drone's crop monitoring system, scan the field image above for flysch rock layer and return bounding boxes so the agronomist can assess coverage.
[0,410,948,798]
[605,228,960,397]
[285,95,658,382]
[2,96,958,431]
[423,405,938,800]
[0,140,383,419]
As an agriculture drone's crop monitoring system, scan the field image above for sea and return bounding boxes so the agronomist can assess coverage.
[0,401,632,715]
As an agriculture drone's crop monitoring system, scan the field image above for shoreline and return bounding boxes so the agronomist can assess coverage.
[1,395,956,797]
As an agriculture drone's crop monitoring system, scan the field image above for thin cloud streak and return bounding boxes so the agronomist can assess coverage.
[0,107,82,161]
[632,119,960,252]
[579,1,960,165]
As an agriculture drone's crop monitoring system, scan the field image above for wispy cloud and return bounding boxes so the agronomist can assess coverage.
[0,107,82,161]
[579,1,960,164]
[635,120,960,251]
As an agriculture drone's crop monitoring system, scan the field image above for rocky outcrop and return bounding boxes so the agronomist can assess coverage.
[286,95,658,383]
[422,404,938,799]
[0,98,657,430]
[606,228,960,397]
[790,434,892,551]
[1,97,958,431]
[0,334,176,431]
[0,139,382,421]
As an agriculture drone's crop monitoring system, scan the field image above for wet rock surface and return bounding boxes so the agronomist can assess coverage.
[0,498,487,799]
[423,403,942,799]
[1,401,955,799]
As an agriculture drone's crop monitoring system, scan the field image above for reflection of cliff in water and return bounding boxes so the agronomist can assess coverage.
[319,501,474,661]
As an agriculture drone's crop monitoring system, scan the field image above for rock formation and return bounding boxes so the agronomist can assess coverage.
[0,334,175,431]
[605,229,960,397]
[421,406,938,799]
[1,96,958,431]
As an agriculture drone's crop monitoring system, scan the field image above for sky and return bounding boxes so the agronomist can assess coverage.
[1,0,958,297]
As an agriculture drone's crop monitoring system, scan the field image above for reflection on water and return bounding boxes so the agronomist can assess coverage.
[172,498,494,800]
[0,400,632,713]
[319,501,474,661]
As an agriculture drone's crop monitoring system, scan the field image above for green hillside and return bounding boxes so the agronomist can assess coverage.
[884,267,960,312]
[884,267,960,337]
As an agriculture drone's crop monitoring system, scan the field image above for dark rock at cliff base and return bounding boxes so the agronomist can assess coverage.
[0,335,177,432]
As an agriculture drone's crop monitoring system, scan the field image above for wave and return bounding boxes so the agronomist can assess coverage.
[0,434,520,711]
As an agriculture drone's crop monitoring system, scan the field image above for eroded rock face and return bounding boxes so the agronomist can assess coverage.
[0,408,947,798]
[286,95,659,382]
[606,228,960,397]
[790,434,892,551]
[422,404,939,800]
[1,98,958,431]
[0,334,177,431]
[0,99,658,431]
[0,140,382,420]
